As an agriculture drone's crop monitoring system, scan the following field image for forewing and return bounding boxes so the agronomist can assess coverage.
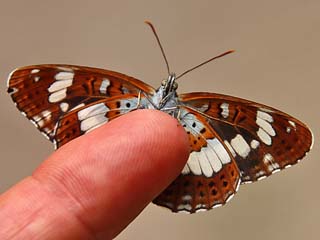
[153,108,241,213]
[179,92,313,183]
[7,64,155,146]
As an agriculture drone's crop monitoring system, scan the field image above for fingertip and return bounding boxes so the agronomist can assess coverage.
[31,109,190,238]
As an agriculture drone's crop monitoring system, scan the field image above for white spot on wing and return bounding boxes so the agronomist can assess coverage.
[77,103,109,132]
[256,118,276,136]
[250,140,260,149]
[33,115,41,122]
[212,203,223,209]
[121,86,130,94]
[198,150,213,177]
[263,153,273,164]
[220,103,229,118]
[78,103,109,120]
[272,169,281,174]
[257,111,273,122]
[31,69,40,74]
[38,120,45,128]
[286,127,291,133]
[230,134,251,158]
[257,128,272,145]
[80,115,108,132]
[32,110,52,127]
[204,146,222,173]
[263,153,279,171]
[60,102,69,112]
[208,138,231,164]
[48,71,74,103]
[48,79,73,93]
[257,175,267,181]
[41,110,51,119]
[48,88,67,103]
[284,164,292,169]
[195,203,207,210]
[288,120,296,129]
[99,78,110,94]
[187,152,202,175]
[55,71,74,81]
[195,104,209,112]
[177,204,192,211]
[256,170,267,179]
[181,195,192,201]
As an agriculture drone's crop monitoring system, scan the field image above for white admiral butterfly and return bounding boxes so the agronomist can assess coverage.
[7,21,313,213]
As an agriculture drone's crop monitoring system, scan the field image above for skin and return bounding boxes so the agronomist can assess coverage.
[0,110,190,239]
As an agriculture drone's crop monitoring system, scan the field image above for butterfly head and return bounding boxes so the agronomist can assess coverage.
[152,73,178,109]
[161,73,178,94]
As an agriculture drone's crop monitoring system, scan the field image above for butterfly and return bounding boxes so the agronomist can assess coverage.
[7,22,313,213]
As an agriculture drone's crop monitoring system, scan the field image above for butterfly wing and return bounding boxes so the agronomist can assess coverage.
[178,92,313,183]
[7,64,155,147]
[154,92,312,213]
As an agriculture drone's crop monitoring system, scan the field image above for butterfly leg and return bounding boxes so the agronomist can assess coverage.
[136,90,142,108]
[141,92,159,109]
[176,104,223,124]
[160,106,183,119]
[176,107,182,120]
[159,91,175,107]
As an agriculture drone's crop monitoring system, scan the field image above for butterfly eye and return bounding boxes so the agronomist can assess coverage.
[173,82,178,90]
[161,79,167,86]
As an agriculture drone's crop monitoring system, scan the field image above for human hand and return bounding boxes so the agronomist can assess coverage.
[0,110,189,239]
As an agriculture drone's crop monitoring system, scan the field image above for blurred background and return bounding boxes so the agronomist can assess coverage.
[0,1,318,239]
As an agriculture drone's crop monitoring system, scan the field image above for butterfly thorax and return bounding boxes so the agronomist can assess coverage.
[149,73,179,112]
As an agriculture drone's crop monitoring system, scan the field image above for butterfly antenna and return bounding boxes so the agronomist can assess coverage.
[145,20,171,75]
[176,50,235,80]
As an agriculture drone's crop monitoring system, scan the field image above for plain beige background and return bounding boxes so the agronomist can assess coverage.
[0,1,318,239]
